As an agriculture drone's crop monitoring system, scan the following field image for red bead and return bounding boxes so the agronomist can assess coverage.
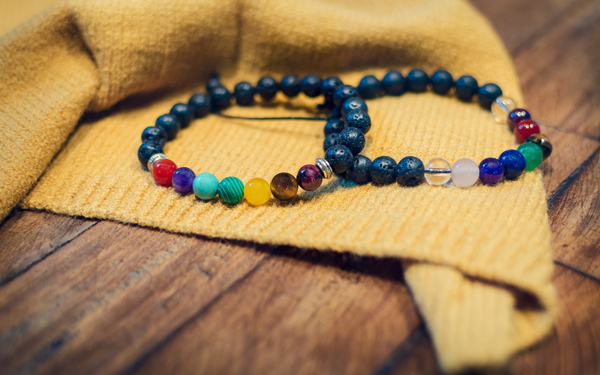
[152,159,177,187]
[297,164,323,191]
[514,119,540,144]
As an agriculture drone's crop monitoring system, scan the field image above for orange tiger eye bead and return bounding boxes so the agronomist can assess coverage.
[270,173,298,201]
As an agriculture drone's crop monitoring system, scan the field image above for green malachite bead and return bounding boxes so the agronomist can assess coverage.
[218,176,244,205]
[517,143,543,171]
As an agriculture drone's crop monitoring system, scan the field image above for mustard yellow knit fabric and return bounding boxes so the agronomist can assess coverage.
[0,0,556,372]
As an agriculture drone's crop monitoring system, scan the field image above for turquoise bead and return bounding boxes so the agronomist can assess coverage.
[218,177,245,205]
[193,172,219,200]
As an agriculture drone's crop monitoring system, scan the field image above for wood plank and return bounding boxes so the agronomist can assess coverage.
[0,210,97,285]
[0,220,269,375]
[128,249,421,375]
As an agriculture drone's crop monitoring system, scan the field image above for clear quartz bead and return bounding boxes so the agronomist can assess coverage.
[451,158,479,188]
[491,96,517,123]
[424,158,451,186]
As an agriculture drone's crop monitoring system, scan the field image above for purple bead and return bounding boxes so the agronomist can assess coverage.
[507,109,530,132]
[171,167,196,194]
[479,158,504,186]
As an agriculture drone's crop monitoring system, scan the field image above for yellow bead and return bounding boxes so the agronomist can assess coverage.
[244,178,271,206]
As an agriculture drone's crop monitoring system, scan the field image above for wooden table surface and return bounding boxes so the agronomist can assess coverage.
[1,0,599,374]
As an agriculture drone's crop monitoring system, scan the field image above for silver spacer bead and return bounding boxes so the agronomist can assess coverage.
[315,158,333,179]
[147,153,168,171]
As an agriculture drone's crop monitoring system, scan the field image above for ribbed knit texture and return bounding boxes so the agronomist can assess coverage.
[0,0,556,372]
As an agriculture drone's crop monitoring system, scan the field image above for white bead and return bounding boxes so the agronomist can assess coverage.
[451,158,479,188]
[491,96,517,123]
[424,158,451,186]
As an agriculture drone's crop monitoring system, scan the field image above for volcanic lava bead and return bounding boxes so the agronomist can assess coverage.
[395,156,425,187]
[256,76,278,100]
[141,126,167,147]
[211,86,232,111]
[499,149,526,180]
[514,119,540,144]
[346,155,372,184]
[218,176,245,205]
[152,159,177,187]
[155,114,180,140]
[297,164,323,191]
[508,109,531,131]
[244,178,271,206]
[325,145,354,174]
[479,158,504,186]
[370,156,397,185]
[323,133,339,151]
[300,74,322,97]
[526,134,552,160]
[188,93,211,118]
[324,118,345,136]
[518,143,543,171]
[170,103,193,128]
[455,75,478,102]
[333,85,358,108]
[321,76,343,99]
[138,142,163,167]
[344,110,371,134]
[478,83,503,110]
[406,69,429,92]
[431,70,453,95]
[382,70,405,95]
[233,81,255,106]
[280,74,301,97]
[358,75,382,99]
[270,172,298,200]
[171,167,196,194]
[338,127,365,155]
[206,74,221,92]
[193,172,219,200]
[341,98,368,117]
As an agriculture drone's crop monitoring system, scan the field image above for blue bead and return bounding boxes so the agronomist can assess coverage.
[338,127,365,155]
[324,118,345,136]
[479,158,505,186]
[406,69,429,92]
[193,172,219,200]
[455,75,478,102]
[499,149,526,180]
[138,142,163,167]
[280,75,301,97]
[478,83,503,110]
[256,76,278,100]
[382,70,405,95]
[344,110,371,134]
[300,74,322,97]
[233,81,254,106]
[188,93,211,118]
[333,85,358,108]
[210,86,231,111]
[358,75,382,99]
[321,76,343,99]
[431,70,454,95]
[206,74,221,93]
[395,156,424,186]
[141,126,167,147]
[370,156,397,185]
[325,145,353,174]
[155,114,180,140]
[323,133,339,151]
[170,103,193,128]
[341,98,368,117]
[172,167,196,194]
[346,155,372,184]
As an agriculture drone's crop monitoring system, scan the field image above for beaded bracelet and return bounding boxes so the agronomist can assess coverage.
[137,70,552,206]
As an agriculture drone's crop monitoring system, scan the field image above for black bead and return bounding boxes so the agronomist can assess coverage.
[344,110,371,134]
[346,155,372,184]
[206,74,221,93]
[256,76,279,100]
[300,74,322,97]
[138,142,163,167]
[370,156,397,185]
[358,75,382,99]
[170,103,193,128]
[406,69,429,93]
[431,70,454,95]
[341,98,368,117]
[330,107,342,119]
[382,70,405,95]
[155,114,180,140]
[321,76,343,99]
[395,156,424,187]
[280,74,301,97]
[333,85,358,108]
[478,83,503,110]
[323,133,339,151]
[325,145,354,174]
[324,118,345,136]
[188,93,211,118]
[455,75,479,102]
[210,86,231,111]
[338,127,365,155]
[141,126,167,147]
[233,81,255,106]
